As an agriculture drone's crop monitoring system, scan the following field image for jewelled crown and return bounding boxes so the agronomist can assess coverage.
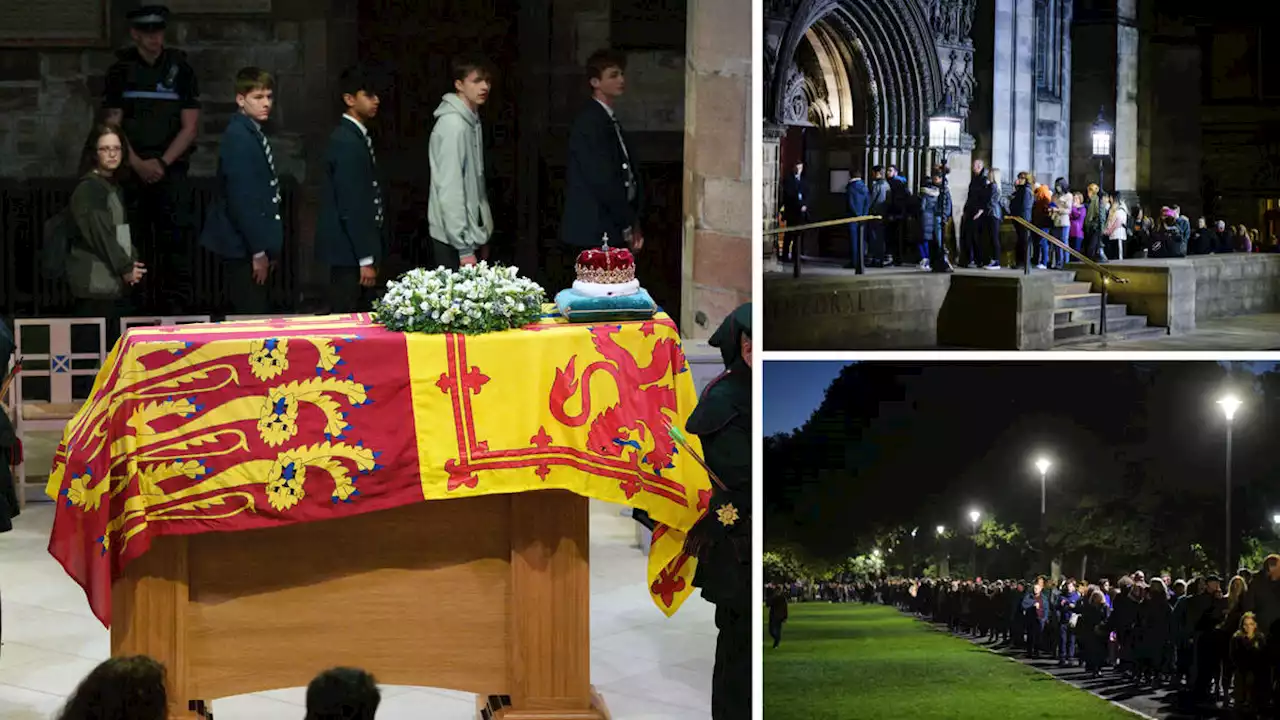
[575,236,635,284]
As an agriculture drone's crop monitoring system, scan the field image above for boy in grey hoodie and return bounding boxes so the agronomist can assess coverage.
[428,55,494,269]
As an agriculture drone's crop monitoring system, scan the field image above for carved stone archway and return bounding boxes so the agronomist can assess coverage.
[761,0,977,237]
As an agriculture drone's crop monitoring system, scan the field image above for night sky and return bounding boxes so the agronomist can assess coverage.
[764,361,1280,575]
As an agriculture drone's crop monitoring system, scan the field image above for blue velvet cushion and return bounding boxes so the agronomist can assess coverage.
[554,287,658,322]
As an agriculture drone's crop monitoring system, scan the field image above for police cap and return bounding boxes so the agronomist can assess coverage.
[127,5,169,31]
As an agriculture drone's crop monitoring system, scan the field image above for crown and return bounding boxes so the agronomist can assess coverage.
[575,234,636,284]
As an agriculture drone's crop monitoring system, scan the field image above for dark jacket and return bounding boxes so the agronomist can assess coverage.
[964,169,989,214]
[0,319,16,532]
[1022,588,1049,628]
[985,180,1005,220]
[67,172,135,300]
[103,47,200,162]
[688,303,752,610]
[1010,183,1033,221]
[887,176,911,219]
[1242,577,1280,639]
[1150,223,1186,258]
[782,173,807,220]
[561,100,643,248]
[200,113,283,260]
[846,178,870,217]
[768,593,789,624]
[315,118,384,268]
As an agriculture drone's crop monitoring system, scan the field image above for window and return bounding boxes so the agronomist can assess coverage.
[1034,0,1062,100]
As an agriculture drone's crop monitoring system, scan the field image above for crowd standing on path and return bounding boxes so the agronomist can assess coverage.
[767,554,1280,718]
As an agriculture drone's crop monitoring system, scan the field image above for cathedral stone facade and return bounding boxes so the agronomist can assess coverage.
[764,0,1280,249]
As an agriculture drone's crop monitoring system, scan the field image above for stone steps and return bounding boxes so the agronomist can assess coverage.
[1051,272,1165,346]
[1053,303,1130,325]
[1054,326,1170,347]
[1054,281,1093,296]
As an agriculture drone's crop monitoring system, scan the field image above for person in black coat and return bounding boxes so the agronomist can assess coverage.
[960,159,988,267]
[1009,172,1034,267]
[686,304,751,720]
[316,65,385,313]
[886,164,911,263]
[768,587,789,648]
[0,319,16,534]
[199,68,283,315]
[844,173,870,271]
[780,161,808,262]
[561,49,644,254]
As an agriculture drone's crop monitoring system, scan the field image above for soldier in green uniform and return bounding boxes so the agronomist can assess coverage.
[685,302,752,720]
[103,5,201,314]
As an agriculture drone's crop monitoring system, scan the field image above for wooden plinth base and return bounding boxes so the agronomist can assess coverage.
[112,491,601,719]
[475,687,611,720]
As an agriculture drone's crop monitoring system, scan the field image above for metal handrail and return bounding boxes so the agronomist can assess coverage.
[1007,216,1128,286]
[1008,216,1127,340]
[764,215,883,278]
[761,215,883,236]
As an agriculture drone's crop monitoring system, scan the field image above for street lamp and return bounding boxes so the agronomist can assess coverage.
[929,95,963,168]
[1034,457,1052,516]
[1218,394,1243,575]
[968,509,981,578]
[936,525,946,536]
[1272,512,1280,526]
[1091,107,1113,193]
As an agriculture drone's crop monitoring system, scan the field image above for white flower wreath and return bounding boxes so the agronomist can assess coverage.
[373,262,547,334]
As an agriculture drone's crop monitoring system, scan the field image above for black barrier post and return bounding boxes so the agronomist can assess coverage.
[1100,278,1109,339]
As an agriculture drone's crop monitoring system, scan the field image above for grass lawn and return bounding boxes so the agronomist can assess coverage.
[763,603,1136,719]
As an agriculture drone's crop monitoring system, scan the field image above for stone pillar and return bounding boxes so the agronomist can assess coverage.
[990,0,1014,174]
[1071,0,1139,201]
[681,0,752,339]
[763,123,783,256]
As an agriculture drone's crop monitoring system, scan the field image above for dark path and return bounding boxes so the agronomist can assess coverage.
[922,614,1233,719]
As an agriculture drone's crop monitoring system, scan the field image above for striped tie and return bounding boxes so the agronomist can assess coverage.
[256,128,281,217]
[366,133,383,227]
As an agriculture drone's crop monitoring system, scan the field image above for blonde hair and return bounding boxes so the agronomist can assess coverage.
[988,168,1002,186]
[1227,575,1248,613]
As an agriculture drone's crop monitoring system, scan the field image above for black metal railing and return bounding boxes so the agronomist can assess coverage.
[1007,216,1129,339]
[0,178,301,320]
[762,215,883,278]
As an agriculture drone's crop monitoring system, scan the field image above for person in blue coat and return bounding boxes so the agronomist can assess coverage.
[844,173,869,272]
[918,169,953,273]
[1057,579,1082,666]
[316,65,386,313]
[199,67,283,315]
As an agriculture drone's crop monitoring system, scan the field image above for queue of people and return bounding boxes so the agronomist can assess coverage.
[860,557,1280,716]
[778,155,1277,273]
[54,5,649,348]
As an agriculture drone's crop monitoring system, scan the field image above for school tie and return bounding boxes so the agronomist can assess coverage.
[365,132,383,227]
[255,126,281,215]
[610,115,636,203]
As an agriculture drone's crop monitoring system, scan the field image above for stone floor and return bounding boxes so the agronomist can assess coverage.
[0,499,716,719]
[1072,313,1280,350]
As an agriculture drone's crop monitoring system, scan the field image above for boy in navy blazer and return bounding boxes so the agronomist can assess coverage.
[561,49,644,254]
[199,67,281,314]
[316,65,384,313]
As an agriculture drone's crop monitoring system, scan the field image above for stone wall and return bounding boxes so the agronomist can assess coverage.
[0,3,342,181]
[682,0,752,338]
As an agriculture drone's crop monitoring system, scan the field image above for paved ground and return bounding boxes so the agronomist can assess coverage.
[1072,314,1280,351]
[935,619,1233,719]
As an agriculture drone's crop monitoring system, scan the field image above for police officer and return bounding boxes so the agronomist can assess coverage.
[684,303,751,720]
[103,5,201,314]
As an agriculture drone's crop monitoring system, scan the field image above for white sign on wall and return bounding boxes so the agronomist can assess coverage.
[830,170,850,193]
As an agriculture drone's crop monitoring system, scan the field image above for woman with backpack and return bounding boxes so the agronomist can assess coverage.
[65,123,147,349]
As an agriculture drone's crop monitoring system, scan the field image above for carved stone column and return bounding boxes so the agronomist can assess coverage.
[763,123,785,256]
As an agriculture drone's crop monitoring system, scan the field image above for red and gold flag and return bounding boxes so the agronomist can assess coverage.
[46,311,708,626]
